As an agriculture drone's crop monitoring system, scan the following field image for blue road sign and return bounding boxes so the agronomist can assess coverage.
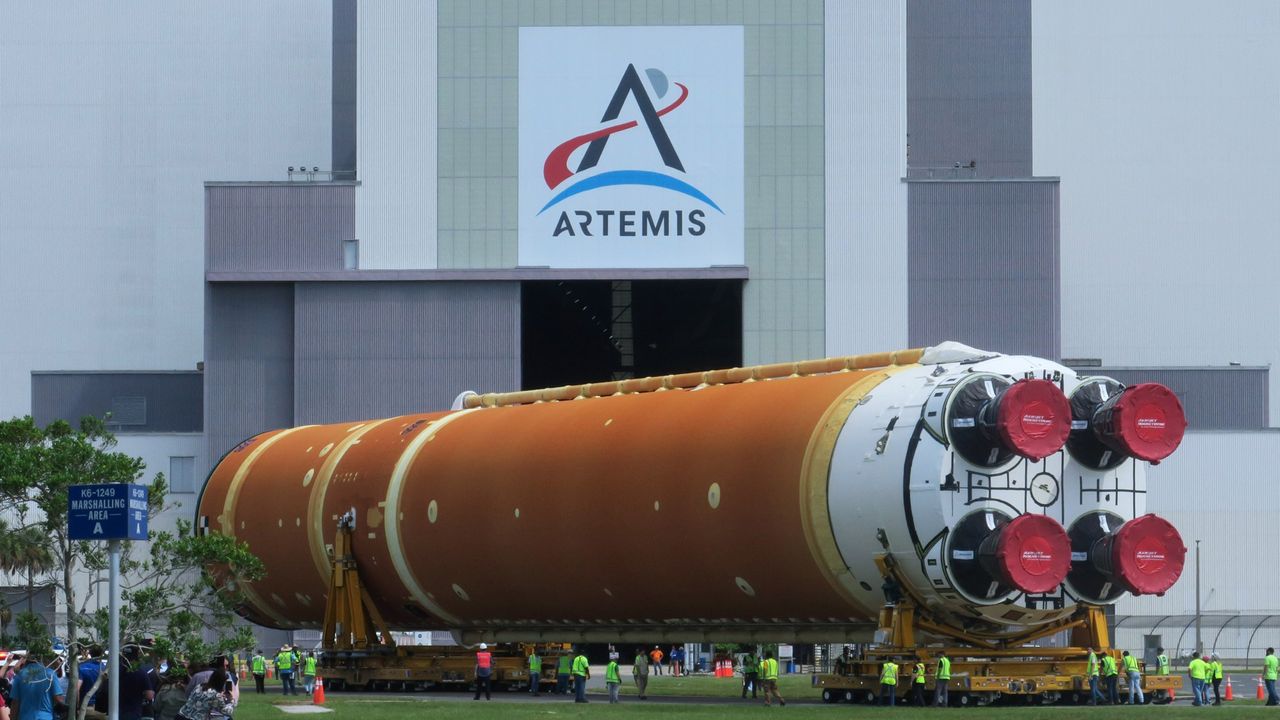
[68,484,148,541]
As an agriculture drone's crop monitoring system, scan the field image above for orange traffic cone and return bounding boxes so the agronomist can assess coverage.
[267,667,274,680]
[1258,676,1265,700]
[1225,676,1234,701]
[313,677,325,705]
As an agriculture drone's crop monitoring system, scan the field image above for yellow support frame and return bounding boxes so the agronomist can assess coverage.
[814,558,1181,704]
[321,513,395,651]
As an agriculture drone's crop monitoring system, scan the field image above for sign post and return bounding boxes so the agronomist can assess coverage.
[68,484,148,720]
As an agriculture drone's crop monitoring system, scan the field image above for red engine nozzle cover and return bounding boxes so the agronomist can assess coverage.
[1102,383,1187,463]
[1111,514,1185,596]
[995,379,1072,461]
[993,514,1072,594]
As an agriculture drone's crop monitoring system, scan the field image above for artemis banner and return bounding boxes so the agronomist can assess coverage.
[518,26,744,268]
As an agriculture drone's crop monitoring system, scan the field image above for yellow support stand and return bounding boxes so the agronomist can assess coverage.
[814,557,1181,705]
[321,511,395,651]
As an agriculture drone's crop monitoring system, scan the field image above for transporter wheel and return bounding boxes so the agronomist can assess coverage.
[821,689,835,703]
[844,690,856,703]
[865,690,878,704]
[957,692,973,706]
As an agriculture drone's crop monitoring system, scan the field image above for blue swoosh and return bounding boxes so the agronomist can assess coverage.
[538,170,723,214]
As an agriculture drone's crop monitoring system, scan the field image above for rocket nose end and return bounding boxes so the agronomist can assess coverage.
[993,514,1072,594]
[1111,514,1186,596]
[994,379,1072,461]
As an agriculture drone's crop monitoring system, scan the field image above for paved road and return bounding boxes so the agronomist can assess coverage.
[328,665,824,705]
[327,690,825,706]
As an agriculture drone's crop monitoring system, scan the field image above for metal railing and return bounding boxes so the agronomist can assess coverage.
[286,167,357,182]
[905,163,979,180]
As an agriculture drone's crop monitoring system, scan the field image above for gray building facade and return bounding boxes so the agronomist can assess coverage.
[905,0,1060,359]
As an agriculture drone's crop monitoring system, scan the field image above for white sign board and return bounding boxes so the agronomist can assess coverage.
[519,26,744,268]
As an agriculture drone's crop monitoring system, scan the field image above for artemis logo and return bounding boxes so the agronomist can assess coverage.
[518,26,743,268]
[539,64,720,227]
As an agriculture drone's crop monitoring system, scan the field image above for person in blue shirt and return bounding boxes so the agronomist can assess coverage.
[77,646,104,710]
[10,654,65,720]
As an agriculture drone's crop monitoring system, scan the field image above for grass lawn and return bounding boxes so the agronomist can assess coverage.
[227,676,1280,719]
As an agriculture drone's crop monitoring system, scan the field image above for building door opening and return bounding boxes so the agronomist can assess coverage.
[521,280,742,390]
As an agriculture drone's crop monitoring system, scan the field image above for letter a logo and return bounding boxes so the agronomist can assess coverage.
[577,64,683,175]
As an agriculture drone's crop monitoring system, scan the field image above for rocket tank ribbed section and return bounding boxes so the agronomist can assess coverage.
[197,343,1188,642]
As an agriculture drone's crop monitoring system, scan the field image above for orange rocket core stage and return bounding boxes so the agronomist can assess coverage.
[199,352,927,633]
[199,347,1187,639]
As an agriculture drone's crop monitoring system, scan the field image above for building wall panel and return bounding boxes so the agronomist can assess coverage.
[1115,431,1280,622]
[907,0,1032,178]
[205,184,354,273]
[907,179,1060,358]
[355,0,439,269]
[333,0,358,174]
[433,0,824,364]
[31,372,202,433]
[1033,0,1280,425]
[204,283,295,465]
[824,0,908,357]
[293,282,520,424]
[1071,367,1268,431]
[0,2,331,418]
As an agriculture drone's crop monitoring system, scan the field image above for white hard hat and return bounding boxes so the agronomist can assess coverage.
[479,643,488,650]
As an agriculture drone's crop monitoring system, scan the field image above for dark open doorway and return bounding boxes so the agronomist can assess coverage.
[521,280,743,390]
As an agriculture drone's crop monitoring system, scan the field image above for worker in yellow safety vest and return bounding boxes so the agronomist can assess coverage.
[571,647,590,704]
[528,649,542,696]
[1188,653,1208,706]
[605,654,622,704]
[1121,650,1143,704]
[933,650,950,707]
[1101,652,1119,705]
[911,657,927,706]
[760,651,785,707]
[1209,653,1223,705]
[275,646,298,696]
[1265,647,1279,706]
[1086,647,1103,705]
[879,660,899,706]
[1156,647,1170,675]
[250,650,266,695]
[302,652,318,696]
[556,653,572,695]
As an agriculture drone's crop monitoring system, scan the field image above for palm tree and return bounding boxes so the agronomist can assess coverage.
[0,521,56,613]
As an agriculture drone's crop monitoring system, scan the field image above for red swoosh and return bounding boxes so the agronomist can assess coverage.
[542,83,688,189]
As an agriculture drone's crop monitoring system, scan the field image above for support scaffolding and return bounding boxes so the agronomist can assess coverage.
[812,556,1180,706]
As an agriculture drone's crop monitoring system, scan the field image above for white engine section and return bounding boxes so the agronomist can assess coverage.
[827,347,1185,632]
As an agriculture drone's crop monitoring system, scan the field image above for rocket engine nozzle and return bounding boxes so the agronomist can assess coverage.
[983,378,1073,461]
[979,513,1073,595]
[1093,383,1187,463]
[1069,380,1187,467]
[949,511,1072,601]
[1068,512,1186,600]
[949,376,1072,466]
